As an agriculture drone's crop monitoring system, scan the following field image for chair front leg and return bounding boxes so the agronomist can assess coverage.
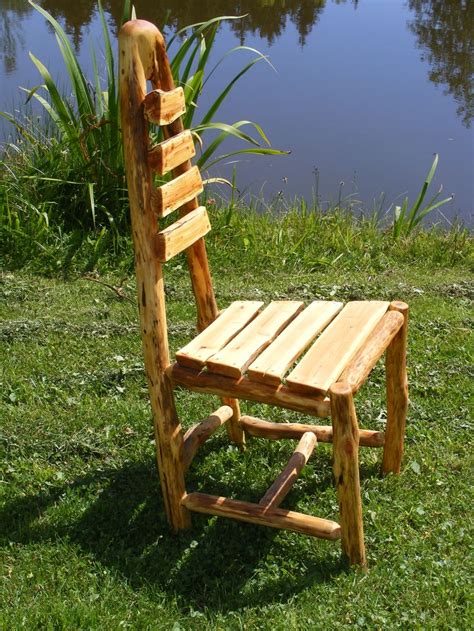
[330,382,366,568]
[382,301,409,474]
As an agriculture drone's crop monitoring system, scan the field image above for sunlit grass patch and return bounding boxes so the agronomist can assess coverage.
[1,253,472,628]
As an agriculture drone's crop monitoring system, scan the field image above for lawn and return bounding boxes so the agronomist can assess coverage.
[1,219,473,629]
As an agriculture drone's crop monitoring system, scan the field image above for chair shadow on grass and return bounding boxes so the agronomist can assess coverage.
[2,442,381,612]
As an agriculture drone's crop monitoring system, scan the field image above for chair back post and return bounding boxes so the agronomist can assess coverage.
[119,20,190,529]
[147,25,219,331]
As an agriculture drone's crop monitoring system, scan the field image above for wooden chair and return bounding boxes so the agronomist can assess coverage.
[119,19,408,568]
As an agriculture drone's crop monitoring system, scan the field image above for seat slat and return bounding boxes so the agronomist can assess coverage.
[144,87,186,125]
[148,130,195,175]
[206,301,304,379]
[152,166,203,218]
[247,301,343,386]
[339,310,404,393]
[176,301,264,370]
[286,301,390,396]
[155,206,210,262]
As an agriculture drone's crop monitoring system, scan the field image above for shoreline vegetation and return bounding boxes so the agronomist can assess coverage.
[1,196,471,275]
[1,3,467,277]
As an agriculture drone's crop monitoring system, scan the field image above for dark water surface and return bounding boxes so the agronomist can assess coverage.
[1,0,473,223]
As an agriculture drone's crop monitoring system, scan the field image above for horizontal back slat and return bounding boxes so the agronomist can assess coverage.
[152,166,203,218]
[155,206,211,262]
[144,87,186,125]
[148,130,195,175]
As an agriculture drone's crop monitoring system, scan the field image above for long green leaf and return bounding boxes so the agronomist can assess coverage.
[410,195,454,228]
[168,15,245,49]
[30,2,95,122]
[200,147,287,171]
[28,54,77,138]
[407,153,439,224]
[194,120,279,168]
[200,56,268,126]
[203,45,276,88]
[0,111,36,143]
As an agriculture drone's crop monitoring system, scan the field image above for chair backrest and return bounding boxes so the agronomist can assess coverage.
[119,19,219,380]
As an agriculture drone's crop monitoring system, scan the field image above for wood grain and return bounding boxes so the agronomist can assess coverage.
[340,310,404,393]
[148,130,195,175]
[259,432,317,509]
[152,166,203,218]
[176,301,263,370]
[382,301,409,474]
[148,29,243,443]
[182,492,341,540]
[286,301,390,396]
[144,87,186,125]
[119,20,190,530]
[330,382,366,567]
[206,301,305,379]
[247,301,343,385]
[155,206,211,262]
[168,363,331,418]
[182,405,233,471]
[240,415,385,447]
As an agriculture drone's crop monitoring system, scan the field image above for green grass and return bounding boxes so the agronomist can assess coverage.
[1,224,473,629]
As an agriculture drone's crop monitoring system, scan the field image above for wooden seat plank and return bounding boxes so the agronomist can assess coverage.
[148,130,195,175]
[144,87,186,125]
[247,301,343,386]
[206,301,304,379]
[339,310,404,393]
[286,301,390,396]
[176,301,264,370]
[152,166,203,218]
[155,206,210,262]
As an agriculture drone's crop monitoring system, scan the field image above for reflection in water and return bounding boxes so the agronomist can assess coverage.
[0,0,32,74]
[0,0,358,72]
[408,0,474,128]
[0,0,471,130]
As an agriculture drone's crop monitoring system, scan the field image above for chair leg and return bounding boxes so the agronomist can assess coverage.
[151,372,191,531]
[222,397,246,448]
[330,382,366,568]
[382,301,409,475]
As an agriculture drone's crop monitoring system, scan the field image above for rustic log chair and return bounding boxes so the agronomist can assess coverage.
[119,19,408,568]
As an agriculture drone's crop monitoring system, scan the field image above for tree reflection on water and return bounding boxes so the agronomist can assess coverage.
[0,0,356,60]
[408,0,473,128]
[0,0,472,127]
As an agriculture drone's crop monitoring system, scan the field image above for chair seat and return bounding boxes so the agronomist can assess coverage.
[175,299,398,398]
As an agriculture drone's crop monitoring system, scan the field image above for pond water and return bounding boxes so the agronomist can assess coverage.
[1,0,473,224]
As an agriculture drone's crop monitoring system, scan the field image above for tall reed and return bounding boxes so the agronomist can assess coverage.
[392,154,453,239]
[0,1,285,267]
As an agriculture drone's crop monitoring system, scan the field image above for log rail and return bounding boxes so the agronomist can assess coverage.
[181,492,341,540]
